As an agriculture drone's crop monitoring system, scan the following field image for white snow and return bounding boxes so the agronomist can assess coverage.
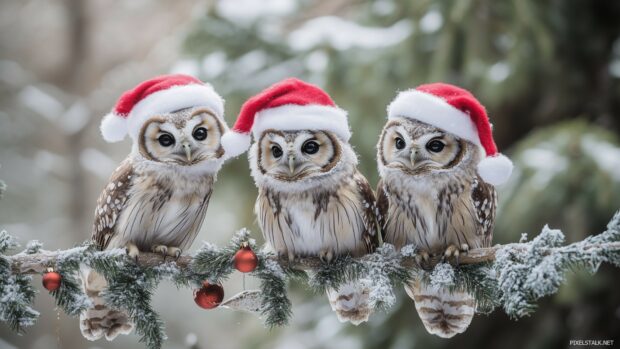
[233,50,268,75]
[608,59,620,78]
[429,262,455,288]
[201,52,228,78]
[79,148,118,179]
[34,150,69,177]
[288,17,413,51]
[372,0,396,16]
[305,50,328,72]
[400,244,417,257]
[581,136,620,181]
[170,59,201,77]
[185,333,198,347]
[488,62,511,82]
[18,85,64,121]
[520,147,568,188]
[24,240,42,254]
[420,10,443,33]
[216,0,296,24]
[59,101,90,135]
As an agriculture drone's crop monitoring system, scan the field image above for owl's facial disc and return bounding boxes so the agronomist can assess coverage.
[257,130,341,182]
[379,119,463,174]
[139,108,225,166]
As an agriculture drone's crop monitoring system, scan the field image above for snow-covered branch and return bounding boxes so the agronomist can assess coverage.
[2,212,620,349]
[8,241,620,275]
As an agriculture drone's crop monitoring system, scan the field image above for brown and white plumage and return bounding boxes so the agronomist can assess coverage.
[250,129,379,324]
[377,118,497,337]
[81,107,227,341]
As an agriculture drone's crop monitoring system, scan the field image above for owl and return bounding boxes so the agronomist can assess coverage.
[250,130,377,262]
[222,78,380,324]
[376,83,512,338]
[80,75,229,341]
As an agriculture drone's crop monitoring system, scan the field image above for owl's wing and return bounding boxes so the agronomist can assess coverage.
[354,172,380,253]
[471,176,497,247]
[375,179,389,241]
[91,159,134,250]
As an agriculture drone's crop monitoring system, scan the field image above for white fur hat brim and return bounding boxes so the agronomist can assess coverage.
[100,84,225,143]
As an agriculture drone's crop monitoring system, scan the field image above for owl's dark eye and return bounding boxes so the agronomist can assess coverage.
[158,133,175,147]
[395,137,406,150]
[426,139,445,152]
[302,140,319,155]
[271,145,283,158]
[193,127,207,141]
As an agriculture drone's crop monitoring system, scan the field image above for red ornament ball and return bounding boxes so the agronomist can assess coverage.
[42,271,62,291]
[233,245,258,273]
[193,282,224,309]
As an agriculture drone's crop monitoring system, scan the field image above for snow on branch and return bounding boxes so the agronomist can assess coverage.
[1,212,620,349]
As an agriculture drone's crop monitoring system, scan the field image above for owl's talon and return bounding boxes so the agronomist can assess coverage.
[414,250,431,270]
[444,244,469,265]
[319,249,334,263]
[125,243,140,262]
[167,247,182,259]
[287,252,296,264]
[460,243,470,253]
[152,245,168,258]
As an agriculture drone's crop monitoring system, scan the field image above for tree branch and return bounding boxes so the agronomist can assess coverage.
[9,241,620,275]
[2,211,620,346]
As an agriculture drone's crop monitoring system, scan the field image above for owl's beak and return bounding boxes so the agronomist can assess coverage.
[410,149,416,167]
[288,154,296,174]
[182,141,192,162]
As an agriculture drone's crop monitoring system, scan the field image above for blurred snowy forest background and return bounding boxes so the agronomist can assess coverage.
[1,0,620,348]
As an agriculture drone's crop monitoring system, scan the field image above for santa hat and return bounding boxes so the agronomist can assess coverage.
[100,74,225,142]
[221,78,349,157]
[387,83,513,185]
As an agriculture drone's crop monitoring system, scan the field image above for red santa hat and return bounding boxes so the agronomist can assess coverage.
[100,74,225,142]
[387,83,513,185]
[221,78,350,157]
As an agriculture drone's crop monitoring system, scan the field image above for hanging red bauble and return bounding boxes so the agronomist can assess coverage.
[42,268,62,291]
[233,244,258,273]
[193,282,224,309]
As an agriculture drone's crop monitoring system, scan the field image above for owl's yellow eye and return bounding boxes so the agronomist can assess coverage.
[271,145,283,158]
[426,139,445,152]
[395,137,406,150]
[158,133,175,147]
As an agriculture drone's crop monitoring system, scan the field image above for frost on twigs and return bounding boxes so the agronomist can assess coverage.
[1,210,620,348]
[0,230,38,333]
[365,244,409,310]
[307,244,410,311]
[429,263,455,289]
[495,211,620,318]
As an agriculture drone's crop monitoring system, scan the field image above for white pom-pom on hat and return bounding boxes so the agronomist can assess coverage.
[100,112,128,142]
[221,131,251,159]
[477,153,513,186]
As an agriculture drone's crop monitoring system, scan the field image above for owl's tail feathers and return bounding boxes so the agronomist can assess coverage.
[79,267,134,341]
[405,280,475,338]
[326,279,373,325]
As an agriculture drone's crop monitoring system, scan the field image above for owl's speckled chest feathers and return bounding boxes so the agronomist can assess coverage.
[256,174,371,259]
[381,168,490,254]
[104,161,214,251]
